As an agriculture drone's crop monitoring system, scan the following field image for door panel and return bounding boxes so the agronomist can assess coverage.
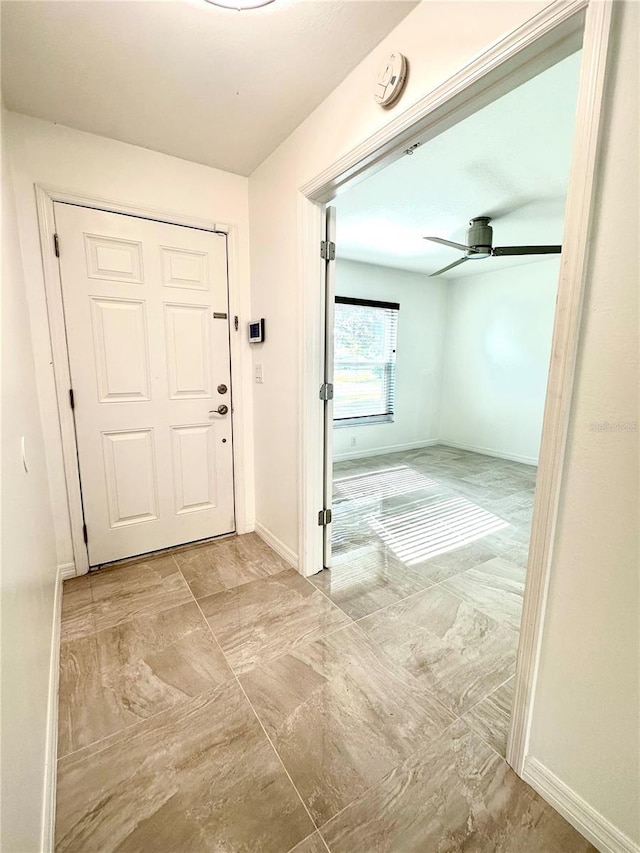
[171,423,218,514]
[85,234,143,283]
[164,303,213,398]
[161,246,209,290]
[91,298,151,402]
[54,203,235,566]
[102,429,159,527]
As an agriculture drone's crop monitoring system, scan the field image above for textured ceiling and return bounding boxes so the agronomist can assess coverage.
[1,0,418,176]
[334,51,582,278]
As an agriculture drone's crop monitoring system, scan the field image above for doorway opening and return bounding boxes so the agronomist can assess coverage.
[313,49,582,760]
[298,0,617,775]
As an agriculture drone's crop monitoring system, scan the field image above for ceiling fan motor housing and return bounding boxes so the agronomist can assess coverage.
[466,216,493,258]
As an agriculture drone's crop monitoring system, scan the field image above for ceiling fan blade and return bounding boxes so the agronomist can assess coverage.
[429,256,469,277]
[492,245,562,256]
[424,236,469,252]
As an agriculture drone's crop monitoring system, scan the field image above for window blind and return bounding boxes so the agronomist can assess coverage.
[333,297,399,424]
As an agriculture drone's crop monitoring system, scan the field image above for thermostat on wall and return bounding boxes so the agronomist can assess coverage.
[248,319,265,343]
[373,52,407,107]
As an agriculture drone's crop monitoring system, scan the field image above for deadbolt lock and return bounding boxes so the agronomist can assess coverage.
[217,384,228,394]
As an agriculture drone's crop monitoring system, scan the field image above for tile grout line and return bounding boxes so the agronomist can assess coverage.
[186,586,327,851]
[317,563,521,731]
[432,576,523,636]
[460,672,515,718]
[341,562,522,636]
[302,572,360,623]
[60,534,516,748]
[454,673,518,761]
[348,581,519,727]
[314,713,476,846]
[57,558,201,763]
[59,555,196,646]
[455,713,514,764]
[235,674,328,849]
[183,557,357,676]
[333,463,529,666]
[182,548,514,780]
[59,554,303,777]
[176,551,464,850]
[58,557,233,764]
[172,555,376,853]
[328,514,522,625]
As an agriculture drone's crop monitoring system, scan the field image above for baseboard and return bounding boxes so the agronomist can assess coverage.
[254,522,299,570]
[333,438,439,463]
[333,438,537,466]
[523,757,639,853]
[41,565,63,852]
[438,440,538,466]
[58,561,76,580]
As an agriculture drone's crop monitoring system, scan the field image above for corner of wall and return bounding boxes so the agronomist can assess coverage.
[41,567,64,853]
[254,522,299,570]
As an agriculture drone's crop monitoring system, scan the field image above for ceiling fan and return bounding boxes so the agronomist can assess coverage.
[424,216,561,277]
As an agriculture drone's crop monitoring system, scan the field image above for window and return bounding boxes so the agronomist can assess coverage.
[333,296,399,426]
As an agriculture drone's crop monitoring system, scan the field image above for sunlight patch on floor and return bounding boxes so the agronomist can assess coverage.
[334,465,439,503]
[368,496,509,565]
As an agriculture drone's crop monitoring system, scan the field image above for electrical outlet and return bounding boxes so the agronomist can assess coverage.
[254,363,263,384]
[350,436,357,447]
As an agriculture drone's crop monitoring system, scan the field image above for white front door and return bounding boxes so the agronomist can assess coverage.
[55,203,235,566]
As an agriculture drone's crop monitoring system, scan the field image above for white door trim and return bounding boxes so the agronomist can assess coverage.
[508,0,613,776]
[296,0,613,789]
[35,184,250,576]
[300,0,588,203]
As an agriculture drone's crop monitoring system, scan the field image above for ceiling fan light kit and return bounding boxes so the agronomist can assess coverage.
[424,216,561,276]
[203,0,275,9]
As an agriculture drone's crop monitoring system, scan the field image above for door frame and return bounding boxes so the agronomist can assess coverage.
[35,184,250,576]
[296,0,613,777]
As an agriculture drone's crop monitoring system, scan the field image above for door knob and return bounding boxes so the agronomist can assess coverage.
[217,384,228,394]
[209,404,229,416]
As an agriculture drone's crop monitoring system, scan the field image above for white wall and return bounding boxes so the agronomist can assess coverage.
[333,259,446,460]
[4,112,254,572]
[528,2,639,846]
[249,0,548,554]
[1,112,59,853]
[439,257,560,465]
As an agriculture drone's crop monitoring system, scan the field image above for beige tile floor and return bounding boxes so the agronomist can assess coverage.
[55,449,595,852]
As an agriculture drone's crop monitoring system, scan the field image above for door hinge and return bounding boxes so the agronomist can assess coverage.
[320,240,336,261]
[54,233,60,257]
[82,524,88,545]
[234,315,239,331]
[318,508,332,527]
[319,382,334,401]
[69,388,75,410]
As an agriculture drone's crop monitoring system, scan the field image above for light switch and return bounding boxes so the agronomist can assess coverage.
[254,363,263,384]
